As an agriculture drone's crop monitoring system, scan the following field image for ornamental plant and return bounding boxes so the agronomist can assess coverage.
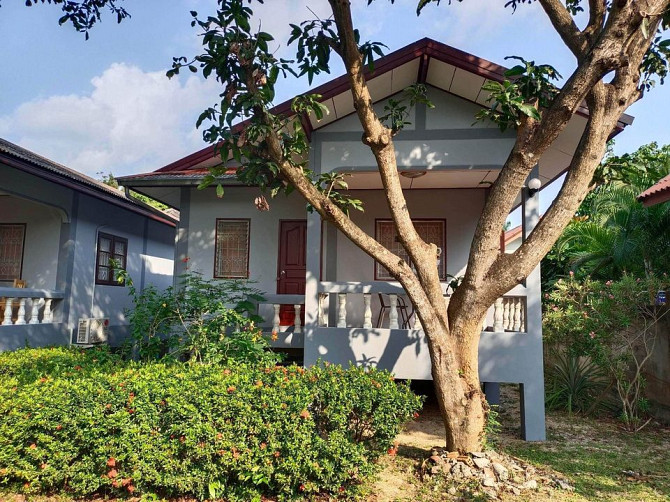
[0,348,422,500]
[543,274,669,428]
[120,270,276,365]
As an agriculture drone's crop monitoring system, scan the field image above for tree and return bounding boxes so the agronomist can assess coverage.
[98,171,169,211]
[2,0,130,38]
[169,0,670,452]
[549,143,670,280]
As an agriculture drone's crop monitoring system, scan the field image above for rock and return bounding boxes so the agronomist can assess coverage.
[510,486,521,496]
[492,462,509,481]
[430,448,440,456]
[471,451,486,458]
[555,479,574,491]
[483,477,497,487]
[446,451,460,459]
[462,465,473,478]
[482,487,499,499]
[429,455,444,465]
[473,457,491,469]
[430,465,441,475]
[448,486,457,495]
[522,480,538,490]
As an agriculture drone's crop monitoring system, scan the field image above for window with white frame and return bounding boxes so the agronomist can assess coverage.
[375,219,446,280]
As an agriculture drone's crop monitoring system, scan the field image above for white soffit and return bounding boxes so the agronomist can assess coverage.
[332,91,355,118]
[449,68,486,102]
[426,59,456,91]
[366,73,394,103]
[391,60,421,93]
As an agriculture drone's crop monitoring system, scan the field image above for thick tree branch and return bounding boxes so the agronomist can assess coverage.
[327,0,446,323]
[585,0,607,45]
[539,0,588,58]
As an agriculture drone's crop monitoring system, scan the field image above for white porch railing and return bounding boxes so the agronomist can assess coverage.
[0,288,64,326]
[255,294,305,334]
[254,283,528,335]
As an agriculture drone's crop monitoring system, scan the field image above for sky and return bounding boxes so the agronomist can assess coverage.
[1,0,669,213]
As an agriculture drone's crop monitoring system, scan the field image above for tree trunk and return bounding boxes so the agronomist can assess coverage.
[430,333,487,453]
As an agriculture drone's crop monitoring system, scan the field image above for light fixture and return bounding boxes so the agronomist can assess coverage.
[527,177,542,197]
[400,170,427,179]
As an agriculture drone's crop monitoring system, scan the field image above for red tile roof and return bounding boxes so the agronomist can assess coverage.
[638,174,670,206]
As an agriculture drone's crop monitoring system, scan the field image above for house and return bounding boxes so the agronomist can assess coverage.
[119,38,632,440]
[638,174,670,206]
[0,138,176,350]
[503,225,523,253]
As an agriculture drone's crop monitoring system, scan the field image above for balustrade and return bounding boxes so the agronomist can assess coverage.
[0,288,62,326]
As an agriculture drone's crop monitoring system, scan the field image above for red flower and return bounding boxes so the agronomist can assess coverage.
[29,443,37,449]
[227,385,236,394]
[56,424,63,431]
[107,457,116,467]
[108,468,118,479]
[413,412,420,419]
[299,484,306,492]
[387,447,397,457]
[299,409,310,419]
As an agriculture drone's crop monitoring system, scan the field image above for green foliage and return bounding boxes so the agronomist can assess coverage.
[543,274,668,427]
[545,352,608,414]
[483,405,501,450]
[546,143,670,282]
[476,56,561,131]
[0,348,422,500]
[97,171,169,211]
[379,84,434,134]
[120,270,275,365]
[18,0,129,39]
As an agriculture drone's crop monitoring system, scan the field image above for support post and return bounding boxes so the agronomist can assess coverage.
[519,165,546,440]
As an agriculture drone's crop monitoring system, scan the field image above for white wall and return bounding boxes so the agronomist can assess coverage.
[185,186,306,295]
[0,195,62,289]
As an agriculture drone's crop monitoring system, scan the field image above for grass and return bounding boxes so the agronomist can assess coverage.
[370,384,670,502]
[500,412,670,501]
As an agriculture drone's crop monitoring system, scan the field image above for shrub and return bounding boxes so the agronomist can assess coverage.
[120,271,277,365]
[0,348,422,500]
[543,274,669,428]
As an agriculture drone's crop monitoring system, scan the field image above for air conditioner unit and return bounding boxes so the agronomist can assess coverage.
[76,318,109,345]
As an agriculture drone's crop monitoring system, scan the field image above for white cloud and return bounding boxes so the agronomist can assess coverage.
[2,63,220,177]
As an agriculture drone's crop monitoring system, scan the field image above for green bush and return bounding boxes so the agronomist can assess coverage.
[0,348,421,500]
[120,271,275,365]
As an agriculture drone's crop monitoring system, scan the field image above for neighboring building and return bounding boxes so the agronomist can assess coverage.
[638,174,670,206]
[120,38,632,440]
[0,138,176,350]
[503,225,523,253]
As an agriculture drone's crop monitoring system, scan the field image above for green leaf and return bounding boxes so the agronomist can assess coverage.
[216,184,225,198]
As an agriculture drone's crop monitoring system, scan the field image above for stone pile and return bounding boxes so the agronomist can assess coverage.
[423,447,575,499]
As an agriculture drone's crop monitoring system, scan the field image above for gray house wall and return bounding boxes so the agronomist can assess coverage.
[0,162,175,350]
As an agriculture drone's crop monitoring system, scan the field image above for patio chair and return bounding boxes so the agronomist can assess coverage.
[376,293,414,329]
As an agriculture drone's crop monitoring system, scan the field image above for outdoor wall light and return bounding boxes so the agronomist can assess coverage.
[527,177,542,197]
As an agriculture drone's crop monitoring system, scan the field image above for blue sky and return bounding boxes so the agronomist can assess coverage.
[1,0,669,208]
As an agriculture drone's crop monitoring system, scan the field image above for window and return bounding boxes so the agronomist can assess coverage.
[214,219,250,278]
[0,224,26,281]
[375,219,446,280]
[95,233,127,286]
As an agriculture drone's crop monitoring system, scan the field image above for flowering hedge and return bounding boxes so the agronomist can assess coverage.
[0,347,421,500]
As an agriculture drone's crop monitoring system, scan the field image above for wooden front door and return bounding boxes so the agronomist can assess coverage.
[277,220,306,326]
